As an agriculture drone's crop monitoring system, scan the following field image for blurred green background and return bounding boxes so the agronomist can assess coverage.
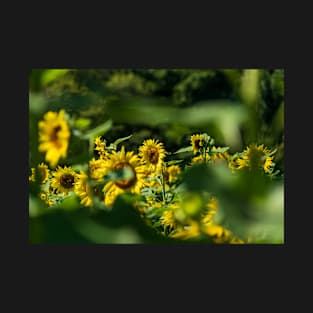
[29,69,284,244]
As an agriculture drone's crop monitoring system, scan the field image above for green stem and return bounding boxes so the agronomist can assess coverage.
[89,136,94,157]
[160,169,166,205]
[201,145,207,163]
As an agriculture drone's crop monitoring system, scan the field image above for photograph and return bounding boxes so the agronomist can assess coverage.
[29,69,284,244]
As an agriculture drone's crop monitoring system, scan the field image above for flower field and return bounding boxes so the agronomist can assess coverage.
[29,69,284,244]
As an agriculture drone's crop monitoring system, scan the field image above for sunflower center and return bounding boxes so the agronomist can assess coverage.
[38,168,47,182]
[194,139,201,151]
[114,162,137,189]
[146,147,159,164]
[51,125,62,142]
[249,150,265,169]
[163,170,170,182]
[60,174,75,189]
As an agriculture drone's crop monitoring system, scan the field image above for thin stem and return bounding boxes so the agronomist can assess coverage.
[160,168,166,205]
[89,136,94,157]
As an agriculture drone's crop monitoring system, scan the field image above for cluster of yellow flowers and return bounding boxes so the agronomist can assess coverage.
[30,110,277,244]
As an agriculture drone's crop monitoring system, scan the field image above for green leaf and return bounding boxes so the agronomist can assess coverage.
[69,216,143,244]
[181,163,212,192]
[112,134,133,147]
[74,117,92,131]
[29,194,46,218]
[172,146,193,154]
[71,163,89,172]
[91,196,111,212]
[57,193,81,211]
[40,69,70,86]
[165,159,184,166]
[82,119,113,139]
[104,167,135,182]
[268,148,278,156]
[29,93,47,114]
[209,147,230,154]
[240,69,260,106]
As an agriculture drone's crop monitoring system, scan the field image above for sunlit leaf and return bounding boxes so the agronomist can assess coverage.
[112,134,133,147]
[165,159,184,165]
[82,119,113,139]
[56,193,81,211]
[41,69,70,86]
[29,93,47,114]
[209,147,229,154]
[74,117,92,130]
[172,146,193,154]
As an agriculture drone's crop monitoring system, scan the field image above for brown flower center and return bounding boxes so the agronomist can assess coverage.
[38,167,47,183]
[51,125,61,141]
[194,139,201,151]
[146,147,159,164]
[114,162,137,189]
[60,174,75,189]
[163,170,169,182]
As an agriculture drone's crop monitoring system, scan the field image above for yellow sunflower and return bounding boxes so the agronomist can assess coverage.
[201,197,218,224]
[38,109,70,168]
[50,165,77,195]
[89,157,108,181]
[102,146,147,207]
[191,154,209,164]
[29,168,36,182]
[190,133,204,154]
[201,223,245,244]
[170,221,201,240]
[201,223,232,243]
[163,165,181,183]
[160,203,180,230]
[94,136,107,159]
[234,144,275,173]
[138,139,166,173]
[209,146,231,163]
[74,171,93,207]
[29,163,50,184]
[161,210,175,229]
[39,191,55,207]
[171,220,243,243]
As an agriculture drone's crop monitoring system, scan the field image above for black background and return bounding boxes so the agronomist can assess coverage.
[3,2,308,310]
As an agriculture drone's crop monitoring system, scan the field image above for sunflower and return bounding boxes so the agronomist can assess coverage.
[138,139,166,173]
[191,154,209,164]
[50,165,77,195]
[102,146,147,207]
[74,171,92,207]
[209,146,231,163]
[201,223,233,243]
[234,144,275,173]
[201,223,245,244]
[160,204,179,230]
[39,191,55,207]
[201,197,218,224]
[38,110,70,168]
[89,157,108,181]
[161,210,176,229]
[29,163,50,184]
[94,136,107,159]
[170,221,201,240]
[171,220,243,243]
[263,155,275,173]
[29,168,35,182]
[190,133,204,154]
[163,165,181,183]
